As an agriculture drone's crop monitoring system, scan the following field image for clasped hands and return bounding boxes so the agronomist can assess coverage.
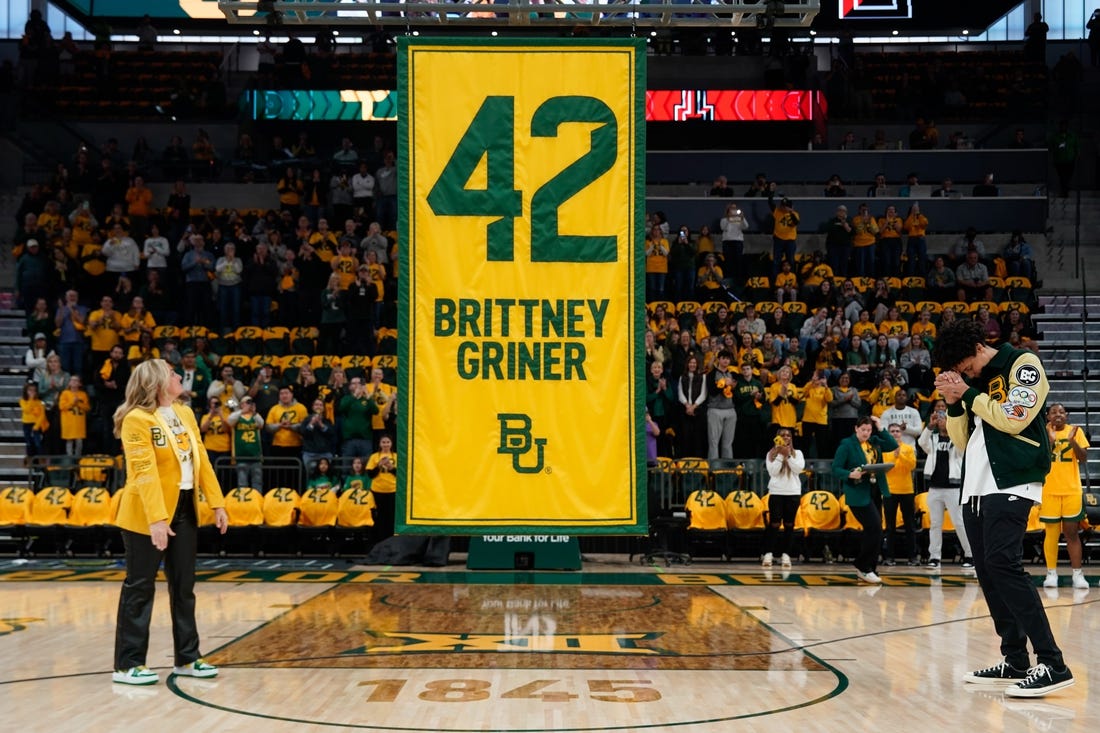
[934,370,967,404]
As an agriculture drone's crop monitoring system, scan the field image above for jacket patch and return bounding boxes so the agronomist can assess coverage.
[1008,386,1038,408]
[1002,403,1028,421]
[1015,364,1041,386]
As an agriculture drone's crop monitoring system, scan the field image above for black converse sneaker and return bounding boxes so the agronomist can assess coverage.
[963,659,1029,685]
[1004,663,1075,698]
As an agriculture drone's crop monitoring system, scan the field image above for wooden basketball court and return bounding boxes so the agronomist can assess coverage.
[1,556,1092,732]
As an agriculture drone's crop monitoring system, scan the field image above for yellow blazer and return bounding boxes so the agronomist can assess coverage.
[115,402,225,535]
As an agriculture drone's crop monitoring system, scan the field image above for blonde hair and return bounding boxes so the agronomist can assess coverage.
[112,359,175,437]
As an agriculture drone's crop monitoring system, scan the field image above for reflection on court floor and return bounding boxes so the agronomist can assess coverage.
[0,565,1091,732]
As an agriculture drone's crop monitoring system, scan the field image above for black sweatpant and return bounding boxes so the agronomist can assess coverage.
[963,493,1065,669]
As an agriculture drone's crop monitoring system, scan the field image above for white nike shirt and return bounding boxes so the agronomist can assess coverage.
[961,417,1042,503]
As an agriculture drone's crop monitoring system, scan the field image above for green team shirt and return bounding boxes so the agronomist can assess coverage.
[338,393,379,439]
[234,414,262,458]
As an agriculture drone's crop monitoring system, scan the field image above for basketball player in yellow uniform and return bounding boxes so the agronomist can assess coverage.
[1041,403,1090,589]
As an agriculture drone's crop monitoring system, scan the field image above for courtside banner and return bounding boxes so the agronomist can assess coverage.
[397,37,646,535]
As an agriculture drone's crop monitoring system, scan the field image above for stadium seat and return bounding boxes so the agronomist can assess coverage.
[66,484,112,526]
[969,301,1000,315]
[153,324,179,348]
[233,326,265,357]
[676,301,701,318]
[75,455,116,492]
[684,487,729,559]
[66,485,116,556]
[754,301,780,315]
[914,301,944,315]
[179,325,209,350]
[263,327,290,356]
[311,354,341,383]
[1007,280,1038,310]
[702,300,727,315]
[902,276,926,301]
[646,300,674,316]
[0,486,34,526]
[225,486,265,527]
[675,457,710,504]
[26,486,74,556]
[744,277,771,302]
[337,485,376,528]
[797,489,843,562]
[342,354,372,380]
[376,328,398,355]
[290,326,319,355]
[943,301,970,315]
[724,489,766,559]
[987,277,1006,302]
[373,354,397,383]
[262,487,301,528]
[220,354,253,378]
[709,458,744,496]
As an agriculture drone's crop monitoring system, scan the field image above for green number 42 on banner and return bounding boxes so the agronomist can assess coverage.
[426,95,619,264]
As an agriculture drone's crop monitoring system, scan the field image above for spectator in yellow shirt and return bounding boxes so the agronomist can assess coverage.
[58,374,91,456]
[309,217,340,263]
[766,365,802,433]
[801,370,833,457]
[124,175,154,241]
[20,381,49,458]
[851,203,880,277]
[330,241,359,290]
[645,225,669,301]
[882,422,919,566]
[87,294,122,370]
[768,195,799,279]
[877,204,904,279]
[903,203,929,276]
[775,260,798,305]
[910,308,938,350]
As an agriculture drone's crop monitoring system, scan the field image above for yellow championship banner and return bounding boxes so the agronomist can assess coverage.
[397,38,646,534]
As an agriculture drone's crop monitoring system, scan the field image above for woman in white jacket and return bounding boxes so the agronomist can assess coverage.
[761,427,805,568]
[719,202,746,283]
[918,402,973,569]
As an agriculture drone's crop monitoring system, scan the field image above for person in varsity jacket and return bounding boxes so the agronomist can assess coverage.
[934,318,1073,698]
[112,359,228,686]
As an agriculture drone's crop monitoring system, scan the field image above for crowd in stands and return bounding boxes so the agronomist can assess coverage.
[12,134,1047,479]
[639,180,1042,471]
[13,130,403,538]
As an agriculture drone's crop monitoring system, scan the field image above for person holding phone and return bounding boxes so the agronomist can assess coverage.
[832,415,898,584]
[918,401,973,570]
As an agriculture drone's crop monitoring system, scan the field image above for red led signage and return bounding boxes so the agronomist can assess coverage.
[645,90,827,122]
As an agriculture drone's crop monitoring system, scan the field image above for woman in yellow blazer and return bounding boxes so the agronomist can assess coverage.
[112,359,228,686]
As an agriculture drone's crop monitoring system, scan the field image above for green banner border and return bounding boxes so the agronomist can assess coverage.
[396,37,646,536]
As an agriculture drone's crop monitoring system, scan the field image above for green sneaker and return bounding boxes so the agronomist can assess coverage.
[172,658,218,678]
[113,665,159,685]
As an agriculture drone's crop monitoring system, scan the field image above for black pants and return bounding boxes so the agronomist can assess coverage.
[114,496,200,670]
[883,492,917,561]
[764,494,800,556]
[848,500,882,575]
[963,494,1065,669]
[800,421,830,459]
[373,491,395,541]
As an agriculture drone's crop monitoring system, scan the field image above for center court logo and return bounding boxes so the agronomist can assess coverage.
[497,413,547,474]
